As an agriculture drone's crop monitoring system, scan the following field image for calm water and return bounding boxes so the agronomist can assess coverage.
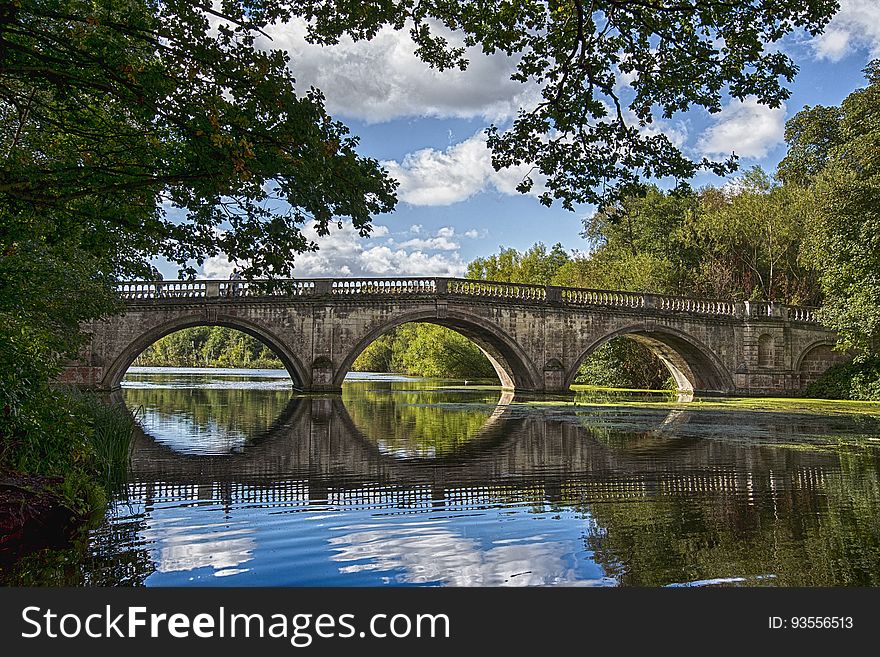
[9,368,880,586]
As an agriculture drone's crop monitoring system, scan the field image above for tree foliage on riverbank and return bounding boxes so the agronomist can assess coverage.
[134,327,283,369]
[470,174,821,391]
[351,324,496,379]
[0,0,397,523]
[0,389,134,560]
[461,64,880,398]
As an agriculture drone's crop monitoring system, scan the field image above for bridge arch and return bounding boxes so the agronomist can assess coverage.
[565,324,736,394]
[102,314,309,390]
[333,309,543,392]
[794,339,847,389]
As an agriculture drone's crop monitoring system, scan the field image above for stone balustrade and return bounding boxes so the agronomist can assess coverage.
[114,277,821,324]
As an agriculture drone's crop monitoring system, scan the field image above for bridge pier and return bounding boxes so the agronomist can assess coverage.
[58,365,109,390]
[303,384,343,395]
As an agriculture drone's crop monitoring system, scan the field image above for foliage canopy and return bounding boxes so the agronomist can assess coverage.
[781,61,880,355]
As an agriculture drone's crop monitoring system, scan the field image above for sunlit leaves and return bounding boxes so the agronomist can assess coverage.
[783,61,880,355]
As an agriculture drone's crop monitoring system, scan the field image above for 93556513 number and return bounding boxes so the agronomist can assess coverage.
[769,616,853,629]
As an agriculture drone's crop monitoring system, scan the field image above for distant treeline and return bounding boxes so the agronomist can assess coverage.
[134,326,283,369]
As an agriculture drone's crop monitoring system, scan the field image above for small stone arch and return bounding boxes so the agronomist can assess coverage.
[333,308,543,392]
[101,314,309,390]
[795,340,848,389]
[565,324,735,394]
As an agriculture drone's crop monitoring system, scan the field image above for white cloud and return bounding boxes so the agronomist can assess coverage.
[261,20,537,123]
[398,236,459,251]
[358,245,466,276]
[203,255,238,279]
[464,229,486,239]
[391,226,466,252]
[814,28,853,61]
[201,222,466,278]
[697,96,786,159]
[812,0,880,61]
[382,134,493,205]
[383,131,545,205]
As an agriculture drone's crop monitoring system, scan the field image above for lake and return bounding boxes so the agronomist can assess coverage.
[8,367,880,586]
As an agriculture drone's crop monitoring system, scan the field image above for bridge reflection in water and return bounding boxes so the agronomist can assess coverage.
[93,374,880,587]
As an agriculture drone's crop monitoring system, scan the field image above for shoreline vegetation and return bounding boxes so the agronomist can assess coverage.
[0,390,134,566]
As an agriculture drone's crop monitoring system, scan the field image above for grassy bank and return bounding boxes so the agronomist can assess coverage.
[0,389,134,560]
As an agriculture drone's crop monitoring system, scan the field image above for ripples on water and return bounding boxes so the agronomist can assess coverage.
[8,367,880,586]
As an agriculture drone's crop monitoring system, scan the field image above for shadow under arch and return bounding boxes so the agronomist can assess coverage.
[102,314,309,390]
[565,324,735,394]
[333,309,543,392]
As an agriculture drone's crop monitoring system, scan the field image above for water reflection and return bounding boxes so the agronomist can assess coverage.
[328,521,604,586]
[124,367,294,455]
[4,369,880,586]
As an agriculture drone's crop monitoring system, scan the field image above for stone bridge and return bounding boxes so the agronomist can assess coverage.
[63,277,843,396]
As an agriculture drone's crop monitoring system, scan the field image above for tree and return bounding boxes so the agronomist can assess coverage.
[688,168,817,303]
[1,0,397,280]
[352,324,496,379]
[0,0,398,479]
[303,0,838,209]
[781,61,880,355]
[566,174,819,304]
[574,338,672,390]
[467,242,570,285]
[2,1,842,279]
[574,185,698,294]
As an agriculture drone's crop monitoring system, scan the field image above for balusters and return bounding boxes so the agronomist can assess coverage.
[113,278,821,323]
[330,278,436,295]
[787,306,817,323]
[446,278,546,301]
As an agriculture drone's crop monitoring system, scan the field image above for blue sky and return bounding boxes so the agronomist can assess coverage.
[182,1,880,281]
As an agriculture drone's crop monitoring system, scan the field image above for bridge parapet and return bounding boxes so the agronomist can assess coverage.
[655,295,739,316]
[331,278,437,295]
[560,287,644,309]
[114,277,821,324]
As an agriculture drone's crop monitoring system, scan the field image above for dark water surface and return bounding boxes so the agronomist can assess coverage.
[11,368,880,586]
